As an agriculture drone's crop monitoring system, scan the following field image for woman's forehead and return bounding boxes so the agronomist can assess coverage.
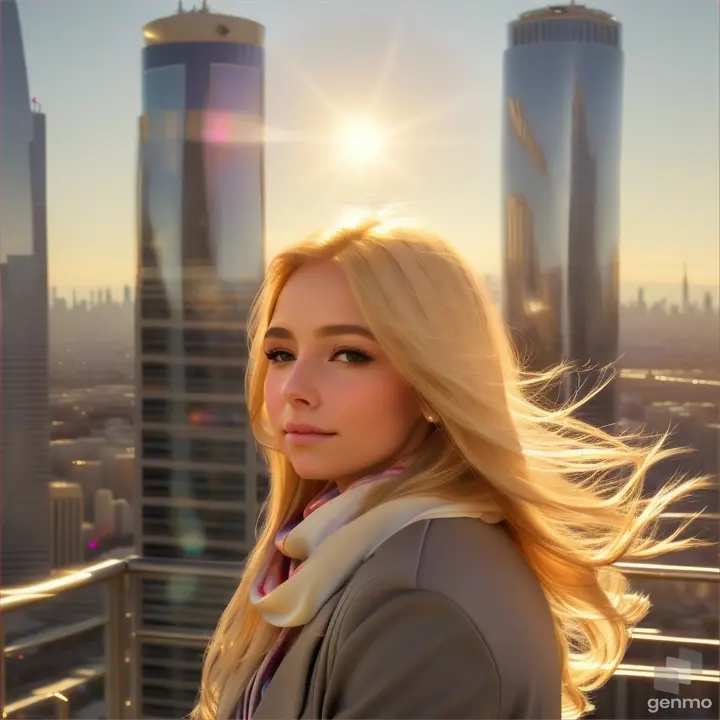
[271,262,365,327]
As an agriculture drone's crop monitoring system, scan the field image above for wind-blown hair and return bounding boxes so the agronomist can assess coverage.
[193,218,708,719]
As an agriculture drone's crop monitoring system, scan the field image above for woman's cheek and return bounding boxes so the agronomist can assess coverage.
[263,372,285,429]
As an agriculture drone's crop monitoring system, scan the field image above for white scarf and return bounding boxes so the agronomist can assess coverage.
[249,478,503,628]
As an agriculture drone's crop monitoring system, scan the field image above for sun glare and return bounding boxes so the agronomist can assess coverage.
[341,121,384,163]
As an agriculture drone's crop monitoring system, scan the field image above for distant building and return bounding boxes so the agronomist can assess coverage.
[637,287,646,312]
[95,488,115,537]
[136,5,266,717]
[0,0,51,585]
[682,263,690,313]
[502,3,623,428]
[49,482,84,570]
[703,291,714,316]
[70,459,103,520]
[113,498,133,535]
[107,451,135,502]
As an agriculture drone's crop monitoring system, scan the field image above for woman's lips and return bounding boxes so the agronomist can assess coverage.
[284,431,336,446]
[283,423,336,446]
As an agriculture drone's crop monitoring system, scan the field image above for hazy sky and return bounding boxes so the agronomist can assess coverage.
[16,0,720,301]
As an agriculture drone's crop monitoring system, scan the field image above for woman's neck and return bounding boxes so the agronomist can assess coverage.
[333,459,410,494]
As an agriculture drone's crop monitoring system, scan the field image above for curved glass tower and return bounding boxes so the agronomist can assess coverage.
[135,7,265,716]
[501,4,623,428]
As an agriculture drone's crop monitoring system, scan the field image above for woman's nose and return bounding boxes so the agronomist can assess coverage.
[280,361,321,408]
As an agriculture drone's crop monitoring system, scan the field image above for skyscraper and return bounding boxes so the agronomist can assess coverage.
[0,0,51,586]
[135,4,266,716]
[501,3,623,428]
[682,262,690,313]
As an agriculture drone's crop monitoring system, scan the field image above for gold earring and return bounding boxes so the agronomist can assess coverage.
[426,415,435,423]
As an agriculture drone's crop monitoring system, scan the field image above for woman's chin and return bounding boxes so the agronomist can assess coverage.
[288,457,353,483]
[285,455,333,481]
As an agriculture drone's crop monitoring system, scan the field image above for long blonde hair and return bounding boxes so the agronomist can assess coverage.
[194,218,709,719]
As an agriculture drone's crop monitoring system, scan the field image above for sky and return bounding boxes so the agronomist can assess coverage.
[16,0,720,303]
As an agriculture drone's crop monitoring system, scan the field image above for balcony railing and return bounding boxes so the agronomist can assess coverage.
[1,557,719,719]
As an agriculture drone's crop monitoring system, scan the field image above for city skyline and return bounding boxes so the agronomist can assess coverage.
[47,273,720,307]
[16,0,720,296]
[47,268,719,312]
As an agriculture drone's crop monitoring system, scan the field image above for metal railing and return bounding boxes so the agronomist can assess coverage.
[1,557,719,719]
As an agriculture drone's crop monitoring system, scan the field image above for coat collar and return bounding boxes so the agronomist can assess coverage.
[253,590,342,719]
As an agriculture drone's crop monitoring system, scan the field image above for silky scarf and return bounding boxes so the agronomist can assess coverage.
[238,465,502,718]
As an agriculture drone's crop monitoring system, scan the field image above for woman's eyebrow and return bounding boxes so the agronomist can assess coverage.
[264,324,375,341]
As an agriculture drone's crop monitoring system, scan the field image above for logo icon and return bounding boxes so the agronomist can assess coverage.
[653,648,704,694]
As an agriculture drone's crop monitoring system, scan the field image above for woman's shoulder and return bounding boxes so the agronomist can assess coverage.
[353,517,552,622]
[334,518,554,636]
[327,518,562,718]
[345,519,558,674]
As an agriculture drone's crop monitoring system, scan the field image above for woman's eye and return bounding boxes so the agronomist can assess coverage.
[265,349,294,363]
[333,349,372,364]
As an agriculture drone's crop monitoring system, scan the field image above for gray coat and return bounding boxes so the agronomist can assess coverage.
[252,517,562,719]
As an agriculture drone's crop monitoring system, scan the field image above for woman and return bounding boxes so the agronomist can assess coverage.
[193,218,706,720]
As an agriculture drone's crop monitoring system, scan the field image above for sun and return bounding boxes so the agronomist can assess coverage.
[341,121,384,163]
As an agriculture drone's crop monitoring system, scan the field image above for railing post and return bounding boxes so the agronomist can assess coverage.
[105,573,126,719]
[614,675,628,719]
[127,567,141,719]
[54,694,70,720]
[1,610,6,716]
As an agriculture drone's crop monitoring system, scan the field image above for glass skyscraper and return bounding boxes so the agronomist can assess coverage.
[501,4,623,428]
[135,6,266,717]
[0,0,51,587]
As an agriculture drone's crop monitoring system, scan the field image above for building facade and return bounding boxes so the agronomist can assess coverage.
[501,4,623,428]
[135,7,266,717]
[49,482,84,570]
[0,0,51,586]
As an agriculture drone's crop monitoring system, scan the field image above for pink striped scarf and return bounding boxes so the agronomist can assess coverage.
[238,466,404,719]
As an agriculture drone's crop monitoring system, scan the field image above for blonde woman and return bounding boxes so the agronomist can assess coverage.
[193,218,706,720]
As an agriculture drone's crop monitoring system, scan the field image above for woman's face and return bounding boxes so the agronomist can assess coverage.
[263,260,427,488]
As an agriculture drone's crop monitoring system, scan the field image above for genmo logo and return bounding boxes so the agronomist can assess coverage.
[648,648,715,716]
[648,697,713,714]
